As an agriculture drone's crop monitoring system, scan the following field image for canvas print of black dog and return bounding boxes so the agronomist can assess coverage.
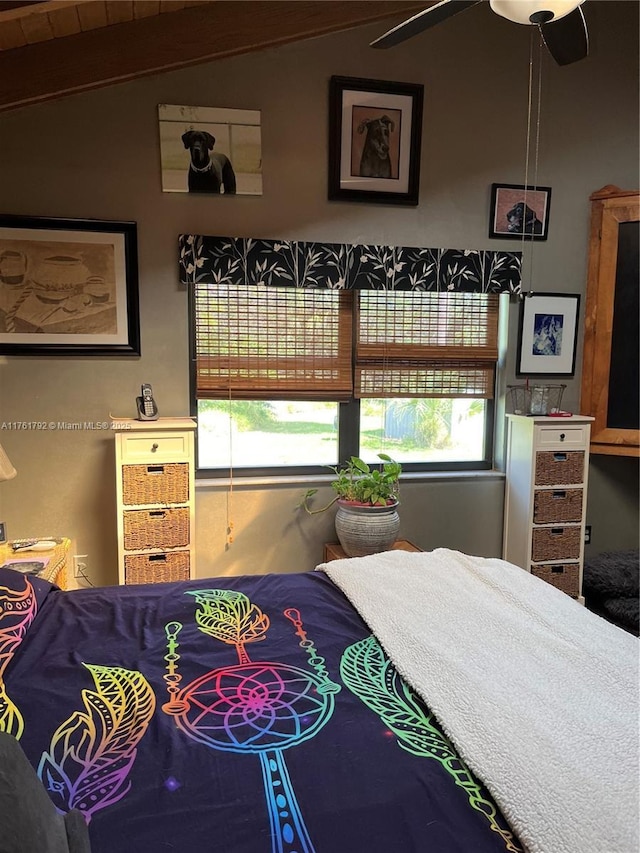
[506,201,543,235]
[182,130,236,194]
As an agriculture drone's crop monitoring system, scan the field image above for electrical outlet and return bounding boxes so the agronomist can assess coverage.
[584,525,592,545]
[73,555,88,578]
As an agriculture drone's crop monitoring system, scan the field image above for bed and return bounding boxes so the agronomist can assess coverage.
[0,549,637,853]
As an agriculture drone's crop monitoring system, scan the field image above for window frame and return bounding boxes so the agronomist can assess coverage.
[189,285,497,479]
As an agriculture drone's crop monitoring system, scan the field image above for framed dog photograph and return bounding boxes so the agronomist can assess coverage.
[517,292,580,376]
[0,215,140,356]
[489,183,552,241]
[158,104,262,196]
[328,76,423,206]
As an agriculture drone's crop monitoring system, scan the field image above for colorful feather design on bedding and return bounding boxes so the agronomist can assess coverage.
[0,576,37,738]
[37,664,155,822]
[190,588,270,664]
[340,636,522,853]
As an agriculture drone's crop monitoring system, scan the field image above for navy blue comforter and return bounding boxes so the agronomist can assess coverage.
[0,568,521,853]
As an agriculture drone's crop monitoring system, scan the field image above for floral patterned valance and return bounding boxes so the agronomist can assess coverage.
[179,234,521,293]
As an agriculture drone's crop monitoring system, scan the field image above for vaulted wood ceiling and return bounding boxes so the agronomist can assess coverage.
[0,0,428,112]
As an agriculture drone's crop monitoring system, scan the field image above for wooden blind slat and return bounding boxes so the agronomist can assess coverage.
[356,366,495,399]
[357,345,498,361]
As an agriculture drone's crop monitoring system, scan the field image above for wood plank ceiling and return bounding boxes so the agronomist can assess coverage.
[0,1,206,50]
[0,0,428,112]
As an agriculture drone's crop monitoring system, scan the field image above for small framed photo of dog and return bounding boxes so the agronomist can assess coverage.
[158,104,262,196]
[489,183,552,241]
[328,76,423,206]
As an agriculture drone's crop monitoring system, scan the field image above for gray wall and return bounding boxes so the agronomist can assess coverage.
[0,2,638,585]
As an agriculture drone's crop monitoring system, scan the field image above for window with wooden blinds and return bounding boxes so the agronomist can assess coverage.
[356,292,499,399]
[193,282,353,400]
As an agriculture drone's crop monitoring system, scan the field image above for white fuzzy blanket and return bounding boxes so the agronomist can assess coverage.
[319,549,639,853]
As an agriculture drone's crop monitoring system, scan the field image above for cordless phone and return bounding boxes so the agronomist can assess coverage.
[136,384,159,421]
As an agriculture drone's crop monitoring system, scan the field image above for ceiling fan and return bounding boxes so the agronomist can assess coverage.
[371,0,589,66]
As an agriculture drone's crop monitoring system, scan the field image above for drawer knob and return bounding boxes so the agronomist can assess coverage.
[560,433,566,442]
[151,443,159,453]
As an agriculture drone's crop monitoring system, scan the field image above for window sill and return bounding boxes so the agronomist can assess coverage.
[195,469,505,490]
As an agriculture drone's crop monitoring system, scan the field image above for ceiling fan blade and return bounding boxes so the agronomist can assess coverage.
[370,0,482,49]
[540,5,589,65]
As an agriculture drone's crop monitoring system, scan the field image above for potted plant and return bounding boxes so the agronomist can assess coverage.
[300,454,402,557]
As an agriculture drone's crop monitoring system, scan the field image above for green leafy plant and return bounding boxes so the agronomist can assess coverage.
[300,454,401,515]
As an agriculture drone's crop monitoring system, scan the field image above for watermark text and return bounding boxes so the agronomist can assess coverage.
[1,421,132,431]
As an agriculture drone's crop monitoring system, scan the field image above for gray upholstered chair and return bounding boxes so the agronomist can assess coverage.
[0,732,91,853]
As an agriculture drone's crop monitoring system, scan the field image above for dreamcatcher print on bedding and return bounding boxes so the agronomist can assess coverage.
[162,589,342,853]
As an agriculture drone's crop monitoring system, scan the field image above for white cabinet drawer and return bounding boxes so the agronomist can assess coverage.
[536,425,587,447]
[119,432,191,462]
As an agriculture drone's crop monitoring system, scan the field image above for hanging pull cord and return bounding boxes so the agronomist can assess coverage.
[226,389,235,548]
[521,29,544,300]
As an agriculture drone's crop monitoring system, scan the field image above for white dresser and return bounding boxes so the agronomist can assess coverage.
[503,414,594,601]
[114,418,196,585]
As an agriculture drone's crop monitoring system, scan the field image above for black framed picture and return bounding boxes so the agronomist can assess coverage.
[0,215,140,356]
[489,183,552,241]
[328,75,423,206]
[517,292,581,376]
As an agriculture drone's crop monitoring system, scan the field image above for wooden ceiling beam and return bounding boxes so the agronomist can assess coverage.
[0,1,90,24]
[0,0,427,112]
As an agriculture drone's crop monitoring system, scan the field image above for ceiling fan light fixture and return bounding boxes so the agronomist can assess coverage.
[489,0,584,26]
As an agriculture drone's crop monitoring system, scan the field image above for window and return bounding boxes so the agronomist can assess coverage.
[191,282,499,475]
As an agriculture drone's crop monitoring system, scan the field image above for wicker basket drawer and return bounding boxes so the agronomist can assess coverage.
[123,507,190,551]
[122,462,189,506]
[533,488,583,524]
[531,526,581,562]
[531,562,580,597]
[124,551,190,585]
[535,451,585,486]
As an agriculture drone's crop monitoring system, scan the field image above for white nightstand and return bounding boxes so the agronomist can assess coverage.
[114,418,197,585]
[503,414,594,602]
